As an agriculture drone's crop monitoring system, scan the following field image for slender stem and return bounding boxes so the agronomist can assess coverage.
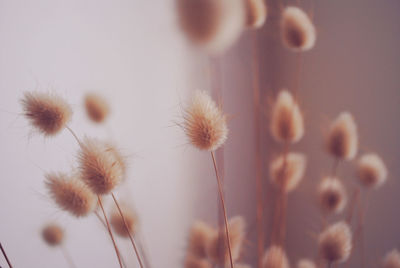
[97,196,123,268]
[111,193,144,268]
[137,234,152,268]
[211,151,234,268]
[331,158,340,177]
[0,242,12,268]
[60,245,77,268]
[327,262,332,268]
[66,125,83,147]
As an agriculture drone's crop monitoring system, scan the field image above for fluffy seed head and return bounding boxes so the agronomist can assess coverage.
[318,177,347,215]
[318,221,352,263]
[245,0,267,29]
[297,259,316,268]
[45,173,96,217]
[78,138,124,194]
[326,112,358,160]
[270,152,307,193]
[187,221,215,258]
[184,91,228,151]
[357,153,388,189]
[281,6,316,52]
[176,0,245,54]
[270,90,304,144]
[383,249,400,268]
[110,205,138,238]
[42,224,64,246]
[262,245,290,268]
[84,93,110,123]
[184,255,212,268]
[21,92,72,136]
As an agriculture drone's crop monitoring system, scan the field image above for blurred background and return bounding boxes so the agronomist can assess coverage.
[0,0,399,267]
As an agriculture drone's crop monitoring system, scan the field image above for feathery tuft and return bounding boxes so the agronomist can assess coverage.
[281,6,316,52]
[318,177,347,214]
[184,91,228,151]
[45,172,96,217]
[297,259,316,268]
[357,153,388,189]
[270,90,304,144]
[84,93,110,123]
[42,224,64,246]
[110,204,138,238]
[262,245,290,268]
[184,255,212,268]
[245,0,267,29]
[187,221,215,258]
[21,92,72,136]
[318,221,352,263]
[383,249,400,268]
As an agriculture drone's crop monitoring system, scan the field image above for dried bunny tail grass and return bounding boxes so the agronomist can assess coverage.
[383,249,400,268]
[84,93,110,123]
[42,224,64,246]
[357,153,388,189]
[176,0,245,54]
[187,221,215,258]
[45,172,96,217]
[270,90,304,144]
[184,91,228,151]
[206,216,246,265]
[270,152,307,193]
[317,176,347,215]
[318,221,352,263]
[245,0,267,29]
[110,204,138,238]
[297,259,316,268]
[326,112,358,160]
[184,255,212,268]
[262,245,290,268]
[21,91,72,136]
[281,6,316,52]
[78,137,124,194]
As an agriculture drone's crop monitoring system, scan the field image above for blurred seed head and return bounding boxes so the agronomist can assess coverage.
[110,204,138,238]
[21,92,72,136]
[318,176,347,214]
[187,221,215,258]
[42,224,64,246]
[244,0,267,29]
[357,153,388,189]
[84,93,110,123]
[383,249,400,268]
[297,259,316,268]
[184,255,212,268]
[318,221,352,263]
[281,6,316,52]
[270,90,304,144]
[184,91,228,151]
[262,245,290,268]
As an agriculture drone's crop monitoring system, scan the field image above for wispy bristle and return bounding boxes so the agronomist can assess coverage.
[281,6,316,52]
[245,0,267,29]
[326,112,358,160]
[317,176,347,215]
[262,245,290,268]
[184,91,228,151]
[42,224,64,246]
[78,138,124,195]
[187,221,215,258]
[318,221,352,263]
[84,93,110,123]
[383,249,400,268]
[357,153,388,189]
[297,259,316,268]
[110,204,138,238]
[270,90,304,144]
[21,92,72,136]
[184,254,212,268]
[45,173,96,217]
[270,152,307,193]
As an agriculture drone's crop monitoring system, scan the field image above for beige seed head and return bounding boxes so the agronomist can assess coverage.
[184,91,228,151]
[317,177,347,215]
[110,205,138,238]
[42,224,64,246]
[326,112,358,160]
[21,92,72,136]
[187,221,215,258]
[45,173,96,217]
[383,249,400,268]
[318,221,352,263]
[281,6,316,52]
[297,259,316,268]
[84,93,110,123]
[270,90,304,144]
[78,138,124,195]
[245,0,267,29]
[184,255,212,268]
[270,152,307,193]
[262,245,290,268]
[176,0,245,54]
[357,153,388,189]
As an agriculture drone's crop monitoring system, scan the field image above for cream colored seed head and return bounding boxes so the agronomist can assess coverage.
[187,221,214,258]
[262,245,290,268]
[297,259,316,268]
[84,93,110,123]
[383,249,400,268]
[318,176,347,215]
[318,221,352,263]
[42,224,64,246]
[110,205,138,238]
[357,153,388,189]
[245,0,267,29]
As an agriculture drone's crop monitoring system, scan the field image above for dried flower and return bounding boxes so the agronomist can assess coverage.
[187,221,215,258]
[270,90,304,144]
[21,92,72,136]
[357,153,388,189]
[184,91,228,151]
[281,6,316,52]
[297,259,316,268]
[270,152,306,193]
[45,173,96,217]
[184,255,212,268]
[383,249,400,268]
[318,221,352,263]
[245,0,267,29]
[262,245,290,268]
[110,205,138,238]
[42,224,64,246]
[78,138,124,195]
[84,93,110,123]
[326,112,358,160]
[318,177,347,214]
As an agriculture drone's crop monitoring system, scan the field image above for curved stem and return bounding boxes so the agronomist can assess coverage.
[66,125,83,147]
[0,242,12,268]
[60,245,77,268]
